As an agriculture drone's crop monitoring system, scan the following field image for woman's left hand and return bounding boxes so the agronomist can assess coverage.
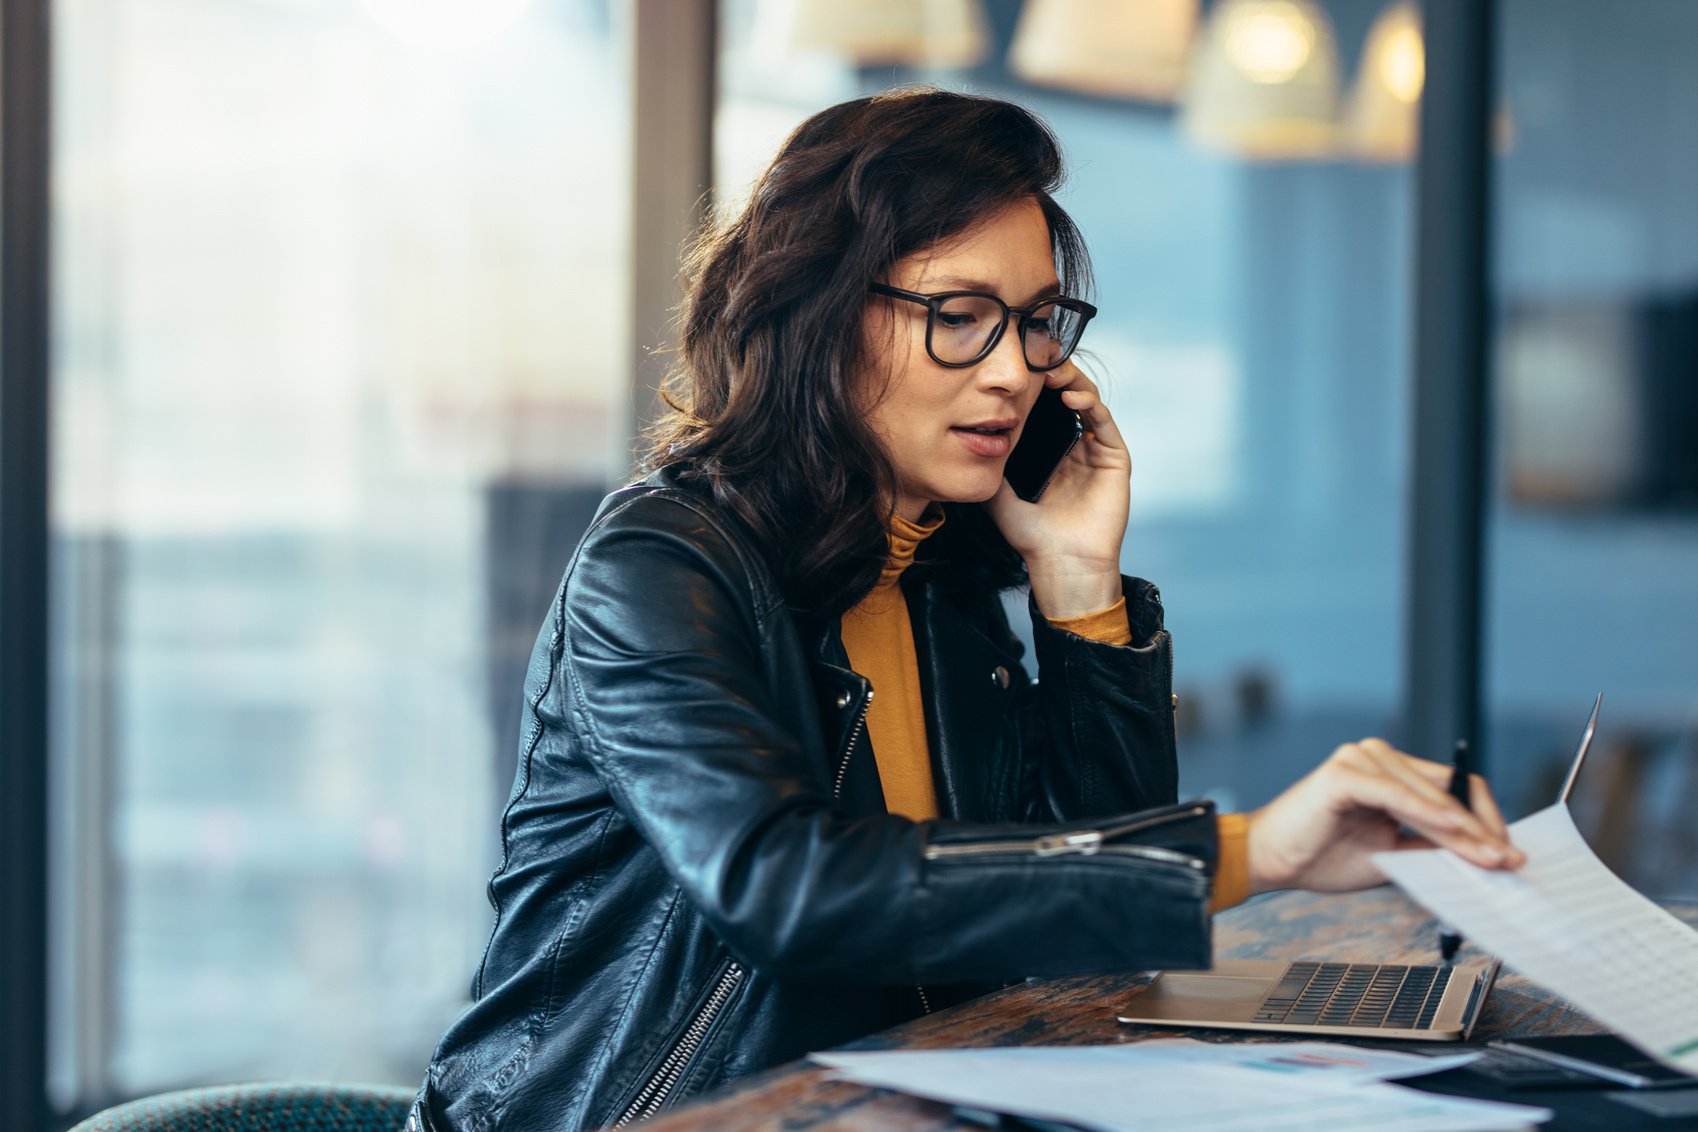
[1247,739,1524,895]
[985,362,1131,620]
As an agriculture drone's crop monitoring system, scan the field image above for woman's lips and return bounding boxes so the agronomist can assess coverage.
[950,426,1013,458]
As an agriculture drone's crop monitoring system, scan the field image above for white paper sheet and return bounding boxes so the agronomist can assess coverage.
[1089,1038,1483,1082]
[812,1042,1549,1132]
[1373,803,1698,1073]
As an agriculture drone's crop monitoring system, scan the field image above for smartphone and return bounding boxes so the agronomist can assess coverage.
[1004,386,1083,502]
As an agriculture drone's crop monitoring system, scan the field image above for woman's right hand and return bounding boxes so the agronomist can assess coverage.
[986,362,1131,622]
[1245,738,1524,896]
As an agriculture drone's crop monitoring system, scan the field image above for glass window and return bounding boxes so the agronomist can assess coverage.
[50,0,628,1104]
[717,0,1417,813]
[1487,0,1698,895]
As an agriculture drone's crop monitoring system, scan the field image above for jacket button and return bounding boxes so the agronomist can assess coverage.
[834,689,853,709]
[992,665,1011,690]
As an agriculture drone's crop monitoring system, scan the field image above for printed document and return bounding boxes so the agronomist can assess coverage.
[1374,803,1698,1073]
[813,1041,1549,1132]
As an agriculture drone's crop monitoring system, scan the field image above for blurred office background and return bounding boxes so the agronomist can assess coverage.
[2,0,1694,1125]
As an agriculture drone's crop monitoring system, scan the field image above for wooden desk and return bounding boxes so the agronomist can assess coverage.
[638,888,1698,1131]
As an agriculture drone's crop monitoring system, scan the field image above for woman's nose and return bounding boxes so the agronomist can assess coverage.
[974,319,1034,392]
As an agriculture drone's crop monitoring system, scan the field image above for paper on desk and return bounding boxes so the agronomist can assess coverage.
[1373,803,1698,1074]
[1088,1038,1482,1082]
[830,1039,1477,1083]
[812,1042,1548,1132]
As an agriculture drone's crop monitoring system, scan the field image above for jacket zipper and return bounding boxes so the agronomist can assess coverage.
[920,804,1210,872]
[617,674,868,1122]
[833,687,872,800]
[1166,630,1175,719]
[613,960,745,1126]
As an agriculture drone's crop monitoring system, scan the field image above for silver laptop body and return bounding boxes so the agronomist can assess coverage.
[1116,958,1500,1041]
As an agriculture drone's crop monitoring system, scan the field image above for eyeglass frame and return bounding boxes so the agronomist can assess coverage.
[867,283,1098,372]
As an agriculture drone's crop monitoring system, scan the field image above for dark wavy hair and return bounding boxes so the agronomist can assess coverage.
[645,88,1092,619]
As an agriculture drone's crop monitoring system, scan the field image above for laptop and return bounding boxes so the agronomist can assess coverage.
[1117,695,1602,1042]
[1115,957,1500,1041]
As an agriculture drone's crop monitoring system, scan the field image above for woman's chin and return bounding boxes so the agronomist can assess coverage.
[937,479,1006,506]
[901,469,1009,513]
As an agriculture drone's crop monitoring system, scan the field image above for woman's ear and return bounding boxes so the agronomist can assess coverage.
[853,302,902,412]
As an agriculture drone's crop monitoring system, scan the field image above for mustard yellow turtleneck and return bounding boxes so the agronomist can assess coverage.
[838,510,945,822]
[836,513,1249,912]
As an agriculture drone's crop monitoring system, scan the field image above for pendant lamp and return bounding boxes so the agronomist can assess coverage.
[777,0,989,69]
[1344,2,1424,162]
[1009,0,1199,103]
[1181,0,1341,160]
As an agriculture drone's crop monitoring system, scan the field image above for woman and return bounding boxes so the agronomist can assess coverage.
[413,89,1520,1132]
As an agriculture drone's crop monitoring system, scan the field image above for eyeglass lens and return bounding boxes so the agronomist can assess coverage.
[931,295,1086,368]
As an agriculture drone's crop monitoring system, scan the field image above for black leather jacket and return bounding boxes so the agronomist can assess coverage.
[415,470,1222,1132]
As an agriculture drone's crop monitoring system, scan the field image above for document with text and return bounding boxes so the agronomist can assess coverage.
[1374,803,1698,1074]
[813,1042,1547,1132]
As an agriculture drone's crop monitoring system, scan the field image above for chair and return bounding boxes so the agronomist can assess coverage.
[68,1082,417,1132]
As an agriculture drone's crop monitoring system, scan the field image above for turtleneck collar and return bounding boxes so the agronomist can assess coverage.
[876,508,945,591]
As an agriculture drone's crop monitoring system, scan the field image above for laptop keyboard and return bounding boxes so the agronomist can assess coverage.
[1253,961,1455,1029]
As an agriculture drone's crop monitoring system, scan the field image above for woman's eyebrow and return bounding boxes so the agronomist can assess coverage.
[922,275,1065,304]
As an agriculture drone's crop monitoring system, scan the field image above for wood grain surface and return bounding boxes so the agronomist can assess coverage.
[635,889,1698,1131]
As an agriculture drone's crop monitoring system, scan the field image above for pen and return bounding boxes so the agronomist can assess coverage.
[1438,739,1472,963]
[1558,693,1603,806]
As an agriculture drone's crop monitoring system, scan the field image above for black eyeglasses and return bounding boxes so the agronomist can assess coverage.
[868,283,1097,371]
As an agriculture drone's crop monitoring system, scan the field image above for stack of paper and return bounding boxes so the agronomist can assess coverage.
[1373,803,1698,1074]
[813,1040,1550,1132]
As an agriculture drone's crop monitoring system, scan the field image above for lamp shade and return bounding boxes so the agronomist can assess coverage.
[779,0,989,69]
[1009,0,1198,103]
[1180,0,1340,160]
[1344,1,1424,162]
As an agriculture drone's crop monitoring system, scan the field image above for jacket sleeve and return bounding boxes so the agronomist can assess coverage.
[554,492,1216,985]
[1022,576,1179,822]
